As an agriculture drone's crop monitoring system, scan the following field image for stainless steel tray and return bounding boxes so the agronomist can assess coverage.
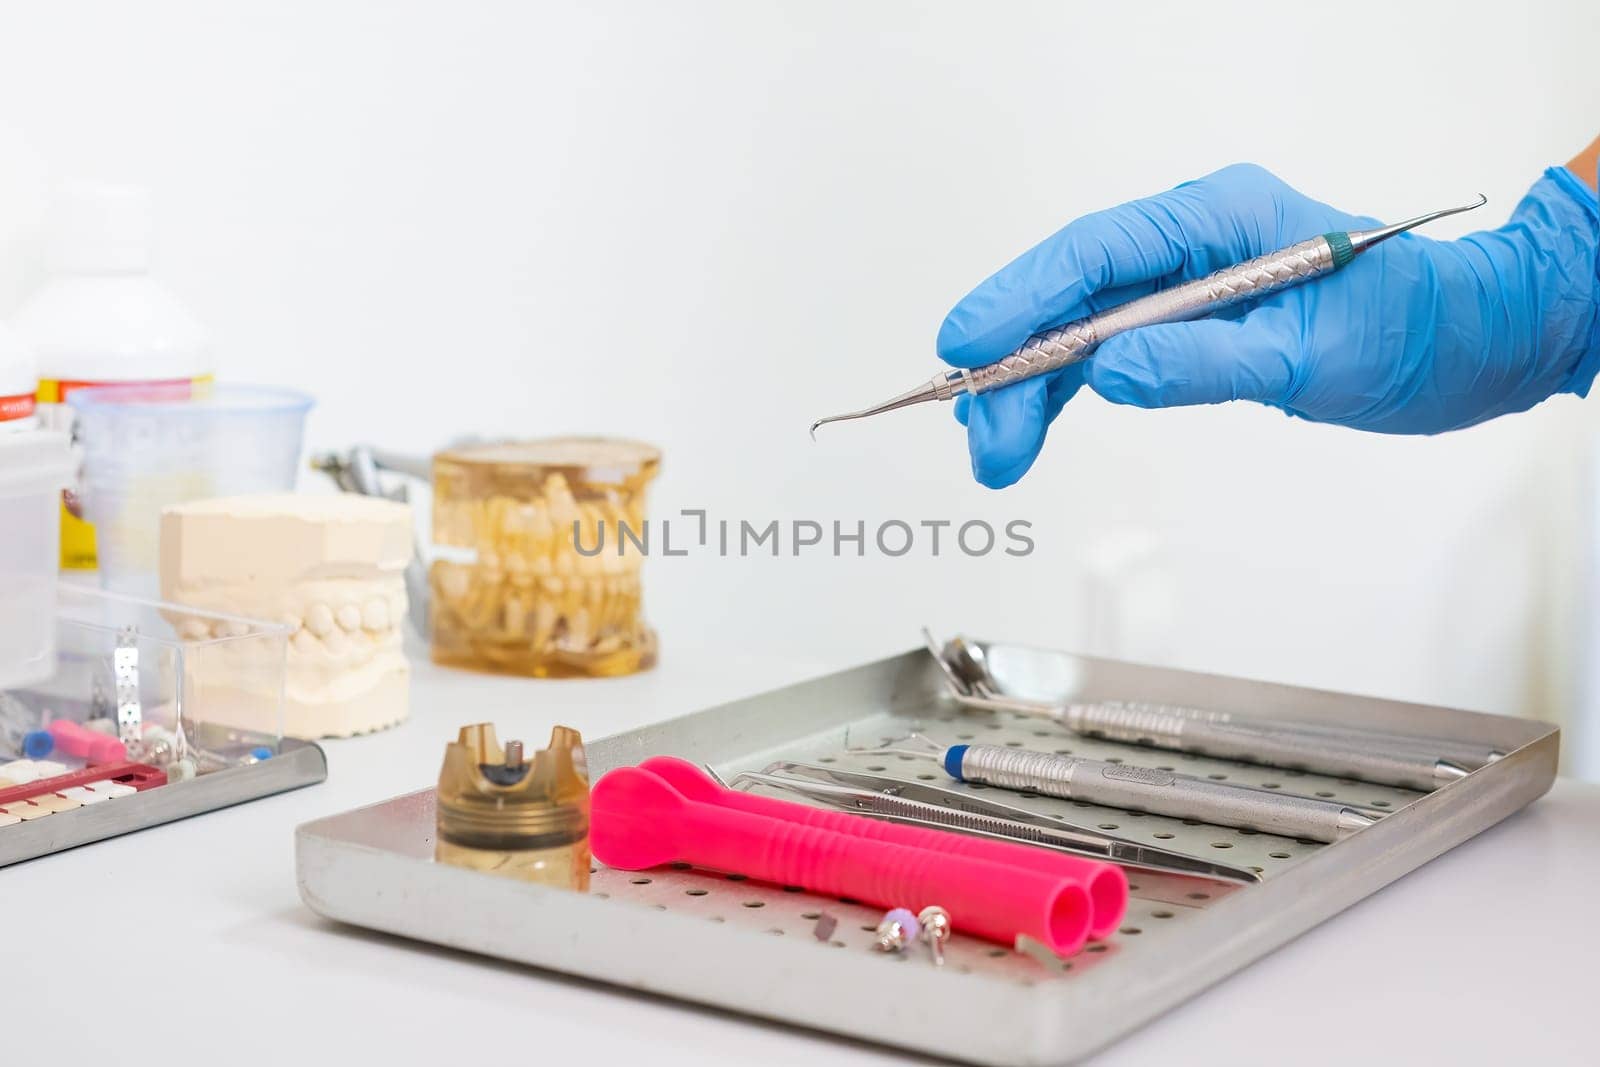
[2,733,327,867]
[295,642,1557,1065]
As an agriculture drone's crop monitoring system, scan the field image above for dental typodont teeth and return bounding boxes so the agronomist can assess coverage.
[161,493,414,738]
[362,598,389,632]
[428,438,660,677]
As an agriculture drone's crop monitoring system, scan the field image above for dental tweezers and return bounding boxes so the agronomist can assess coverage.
[811,195,1487,435]
[733,761,1260,884]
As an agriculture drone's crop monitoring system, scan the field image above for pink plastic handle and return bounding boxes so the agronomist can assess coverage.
[639,756,1128,938]
[591,765,1092,954]
[47,721,127,765]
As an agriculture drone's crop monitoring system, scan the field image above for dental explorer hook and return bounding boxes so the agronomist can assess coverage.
[809,194,1488,433]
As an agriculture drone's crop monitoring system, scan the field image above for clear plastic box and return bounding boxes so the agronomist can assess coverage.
[1,584,323,868]
[6,583,288,761]
[0,431,73,690]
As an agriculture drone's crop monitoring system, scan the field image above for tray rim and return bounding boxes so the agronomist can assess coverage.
[2,738,327,867]
[295,643,1558,1065]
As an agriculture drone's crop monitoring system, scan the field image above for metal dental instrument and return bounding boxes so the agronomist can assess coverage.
[310,437,522,638]
[935,635,1498,790]
[944,631,1501,767]
[735,761,1259,884]
[848,734,1382,844]
[810,195,1488,436]
[311,443,435,636]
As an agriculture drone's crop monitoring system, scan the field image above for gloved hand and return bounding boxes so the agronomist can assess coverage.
[937,163,1600,488]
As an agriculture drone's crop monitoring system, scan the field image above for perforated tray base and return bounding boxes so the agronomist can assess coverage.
[296,643,1556,1065]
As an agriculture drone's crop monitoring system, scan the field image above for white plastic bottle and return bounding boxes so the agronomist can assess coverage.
[0,318,37,432]
[0,320,71,686]
[12,182,214,570]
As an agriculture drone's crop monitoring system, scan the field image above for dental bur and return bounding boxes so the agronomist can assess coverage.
[810,195,1488,435]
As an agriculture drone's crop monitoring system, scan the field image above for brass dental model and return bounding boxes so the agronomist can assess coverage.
[435,722,591,889]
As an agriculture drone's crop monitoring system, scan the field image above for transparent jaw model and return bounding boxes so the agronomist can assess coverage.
[430,438,660,678]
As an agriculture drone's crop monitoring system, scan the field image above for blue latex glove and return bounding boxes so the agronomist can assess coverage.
[938,164,1600,488]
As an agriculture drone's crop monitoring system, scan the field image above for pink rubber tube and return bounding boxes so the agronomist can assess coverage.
[639,755,1128,938]
[592,765,1093,955]
[47,720,127,765]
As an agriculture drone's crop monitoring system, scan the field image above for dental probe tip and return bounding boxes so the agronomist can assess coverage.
[809,412,868,436]
[1347,193,1491,253]
[809,379,947,434]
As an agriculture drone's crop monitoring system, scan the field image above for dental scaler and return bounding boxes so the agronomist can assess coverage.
[810,195,1487,435]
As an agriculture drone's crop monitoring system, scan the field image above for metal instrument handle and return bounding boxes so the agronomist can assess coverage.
[1066,703,1458,791]
[970,236,1336,394]
[959,744,1371,843]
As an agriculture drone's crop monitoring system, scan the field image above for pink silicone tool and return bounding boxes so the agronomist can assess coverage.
[47,720,128,765]
[639,755,1129,938]
[591,765,1093,954]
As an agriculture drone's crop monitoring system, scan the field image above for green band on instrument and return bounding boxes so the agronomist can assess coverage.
[1324,231,1355,269]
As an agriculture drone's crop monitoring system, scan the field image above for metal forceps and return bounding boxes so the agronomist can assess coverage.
[731,760,1261,884]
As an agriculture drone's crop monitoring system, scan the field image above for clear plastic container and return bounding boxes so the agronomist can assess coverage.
[67,384,313,597]
[6,583,288,767]
[0,431,73,688]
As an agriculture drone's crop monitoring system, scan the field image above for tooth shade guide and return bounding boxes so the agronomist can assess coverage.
[0,761,168,827]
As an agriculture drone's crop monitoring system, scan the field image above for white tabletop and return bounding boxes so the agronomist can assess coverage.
[7,644,1595,1065]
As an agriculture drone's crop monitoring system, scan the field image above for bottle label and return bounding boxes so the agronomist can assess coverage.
[35,375,210,405]
[34,374,214,570]
[0,392,35,421]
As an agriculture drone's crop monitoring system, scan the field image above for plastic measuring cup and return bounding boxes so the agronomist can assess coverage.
[68,384,313,596]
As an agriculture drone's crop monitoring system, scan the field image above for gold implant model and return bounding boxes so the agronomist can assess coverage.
[434,722,591,890]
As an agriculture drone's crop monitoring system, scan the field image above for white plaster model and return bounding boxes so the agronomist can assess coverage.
[160,493,412,738]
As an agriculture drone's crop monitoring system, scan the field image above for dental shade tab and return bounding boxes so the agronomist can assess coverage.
[0,759,68,788]
[0,761,166,826]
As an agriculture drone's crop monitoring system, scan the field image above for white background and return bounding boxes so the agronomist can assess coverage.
[2,0,1598,769]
